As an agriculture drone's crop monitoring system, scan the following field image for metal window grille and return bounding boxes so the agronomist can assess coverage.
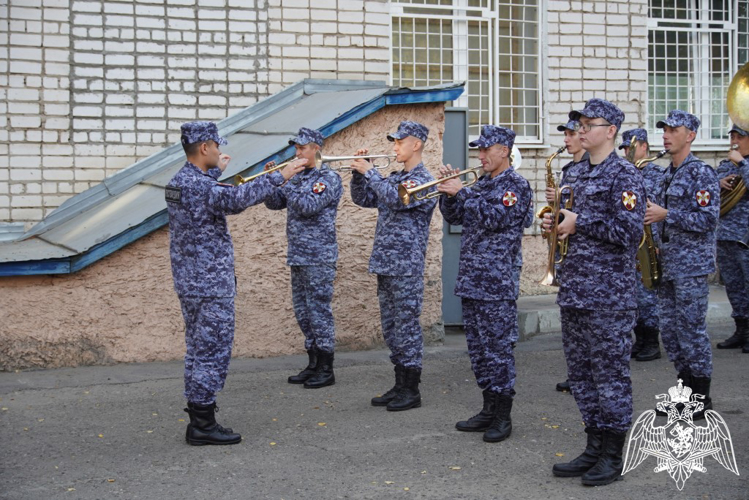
[391,0,541,142]
[740,0,749,64]
[648,0,740,143]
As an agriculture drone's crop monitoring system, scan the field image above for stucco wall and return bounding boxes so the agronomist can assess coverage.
[0,103,446,370]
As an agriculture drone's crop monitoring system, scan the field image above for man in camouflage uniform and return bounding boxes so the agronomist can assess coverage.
[548,120,588,394]
[166,121,306,445]
[350,120,437,412]
[619,128,663,362]
[510,158,534,349]
[438,125,532,443]
[543,100,645,486]
[715,124,749,353]
[645,110,720,419]
[265,128,343,388]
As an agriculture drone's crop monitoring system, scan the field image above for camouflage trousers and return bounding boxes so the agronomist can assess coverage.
[717,241,749,319]
[561,308,635,433]
[179,296,235,405]
[291,264,336,354]
[658,276,713,378]
[462,299,516,396]
[635,279,659,329]
[377,275,424,369]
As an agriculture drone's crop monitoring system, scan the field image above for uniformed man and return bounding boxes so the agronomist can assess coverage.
[265,128,343,388]
[715,124,749,353]
[619,128,663,362]
[350,120,437,412]
[166,121,306,446]
[510,157,534,350]
[438,125,532,443]
[645,110,720,419]
[543,100,645,486]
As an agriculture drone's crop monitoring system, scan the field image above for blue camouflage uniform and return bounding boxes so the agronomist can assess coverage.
[558,100,646,433]
[654,111,719,379]
[441,125,532,395]
[619,128,663,330]
[265,128,343,354]
[350,121,437,369]
[716,124,749,320]
[167,121,284,405]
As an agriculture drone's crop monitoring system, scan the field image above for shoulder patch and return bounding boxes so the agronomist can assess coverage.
[622,191,637,210]
[312,182,326,194]
[401,179,418,189]
[502,191,517,206]
[165,186,182,204]
[696,189,711,206]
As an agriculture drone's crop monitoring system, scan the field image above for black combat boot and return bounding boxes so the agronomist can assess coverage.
[631,324,646,357]
[456,389,497,432]
[581,430,627,486]
[184,402,241,446]
[635,326,662,361]
[386,367,421,411]
[372,365,405,406]
[717,317,749,349]
[556,379,571,393]
[690,376,713,421]
[288,349,317,384]
[552,427,603,477]
[304,351,335,389]
[743,343,749,353]
[482,394,512,443]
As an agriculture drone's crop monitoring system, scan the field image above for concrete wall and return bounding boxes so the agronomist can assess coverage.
[0,102,446,371]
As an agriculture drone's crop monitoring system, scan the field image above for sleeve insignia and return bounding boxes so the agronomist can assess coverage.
[165,186,182,204]
[401,179,418,189]
[312,182,326,194]
[502,191,517,206]
[696,190,711,206]
[622,191,637,210]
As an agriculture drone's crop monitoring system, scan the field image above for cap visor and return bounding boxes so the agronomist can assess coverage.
[218,137,228,146]
[556,125,568,132]
[618,143,629,150]
[655,120,669,129]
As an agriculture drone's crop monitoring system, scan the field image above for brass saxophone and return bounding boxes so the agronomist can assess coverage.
[719,144,746,216]
[537,146,571,286]
[630,144,668,290]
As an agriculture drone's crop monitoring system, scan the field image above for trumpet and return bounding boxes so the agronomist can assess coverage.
[322,154,396,171]
[720,144,746,216]
[234,156,306,185]
[398,166,482,205]
[539,178,574,287]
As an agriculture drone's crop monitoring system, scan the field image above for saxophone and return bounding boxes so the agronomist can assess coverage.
[629,141,668,290]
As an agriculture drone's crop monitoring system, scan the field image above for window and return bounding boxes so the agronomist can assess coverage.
[391,0,542,142]
[648,0,748,144]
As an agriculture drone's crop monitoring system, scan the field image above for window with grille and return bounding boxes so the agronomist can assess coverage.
[648,0,748,144]
[391,0,541,142]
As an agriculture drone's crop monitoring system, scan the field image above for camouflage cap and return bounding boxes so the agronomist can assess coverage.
[656,110,701,132]
[469,125,516,149]
[387,120,429,142]
[289,127,324,147]
[180,121,228,146]
[569,98,625,130]
[728,123,749,137]
[619,128,649,150]
[556,120,580,132]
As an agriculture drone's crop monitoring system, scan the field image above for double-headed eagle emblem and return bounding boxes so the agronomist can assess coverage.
[622,379,740,490]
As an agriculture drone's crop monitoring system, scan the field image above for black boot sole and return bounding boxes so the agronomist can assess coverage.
[581,474,624,486]
[482,432,511,443]
[371,399,394,407]
[303,378,335,389]
[386,401,421,411]
[552,467,593,478]
[635,352,661,361]
[456,424,491,432]
[186,436,242,446]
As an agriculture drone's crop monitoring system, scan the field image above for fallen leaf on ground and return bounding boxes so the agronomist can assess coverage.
[146,430,153,434]
[107,479,115,483]
[449,466,461,470]
[555,453,564,457]
[98,434,104,438]
[318,422,326,426]
[384,481,394,485]
[270,442,276,446]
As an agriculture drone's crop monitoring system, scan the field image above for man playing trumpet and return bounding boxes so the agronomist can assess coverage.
[438,125,531,443]
[350,121,437,411]
[264,128,343,389]
[715,124,749,353]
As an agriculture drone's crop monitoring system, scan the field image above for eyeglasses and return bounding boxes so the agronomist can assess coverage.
[578,122,612,133]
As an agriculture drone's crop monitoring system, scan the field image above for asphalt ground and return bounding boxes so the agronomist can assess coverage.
[1,323,747,500]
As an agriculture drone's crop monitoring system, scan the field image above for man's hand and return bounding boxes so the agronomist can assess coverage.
[280,157,308,181]
[218,153,231,172]
[541,212,553,234]
[644,200,667,224]
[350,148,373,175]
[545,186,555,204]
[720,174,738,191]
[436,164,462,197]
[728,147,743,165]
[264,160,276,171]
[556,209,577,239]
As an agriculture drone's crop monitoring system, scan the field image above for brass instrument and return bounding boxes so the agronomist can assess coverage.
[398,166,482,205]
[635,149,669,169]
[323,153,396,172]
[539,178,574,287]
[637,225,661,289]
[536,146,567,237]
[536,146,568,286]
[234,156,305,185]
[720,144,746,216]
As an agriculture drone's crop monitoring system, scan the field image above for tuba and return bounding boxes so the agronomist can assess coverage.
[537,145,571,286]
[721,61,749,216]
[719,144,746,216]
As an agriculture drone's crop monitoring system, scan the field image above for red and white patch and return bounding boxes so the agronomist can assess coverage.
[622,191,637,211]
[312,182,326,194]
[401,179,418,189]
[502,191,517,207]
[696,190,711,206]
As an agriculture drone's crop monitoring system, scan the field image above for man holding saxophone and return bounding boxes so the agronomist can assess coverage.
[264,128,343,389]
[644,110,719,420]
[438,125,532,444]
[715,124,749,353]
[619,128,664,362]
[543,99,645,486]
[350,121,437,412]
